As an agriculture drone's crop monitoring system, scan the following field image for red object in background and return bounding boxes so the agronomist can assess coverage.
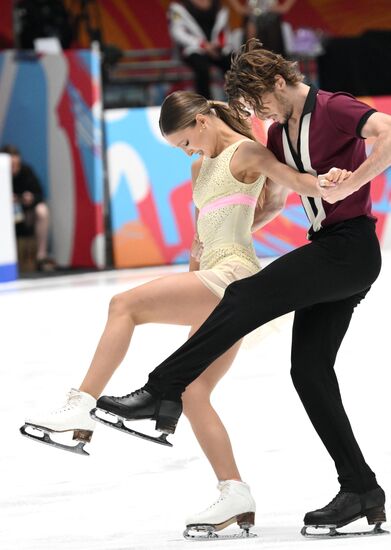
[56,53,104,267]
[67,0,171,50]
[5,0,391,52]
[0,0,13,48]
[72,0,391,51]
[6,0,388,53]
[284,0,391,37]
[283,0,333,34]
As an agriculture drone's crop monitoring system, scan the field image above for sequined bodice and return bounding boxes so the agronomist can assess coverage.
[193,139,266,271]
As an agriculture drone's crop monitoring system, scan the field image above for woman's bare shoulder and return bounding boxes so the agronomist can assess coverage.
[234,140,269,171]
[237,140,267,158]
[230,141,268,183]
[239,140,278,167]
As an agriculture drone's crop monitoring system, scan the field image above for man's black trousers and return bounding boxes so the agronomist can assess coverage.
[145,216,381,492]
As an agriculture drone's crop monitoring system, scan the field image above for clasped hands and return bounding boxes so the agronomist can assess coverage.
[317,167,357,203]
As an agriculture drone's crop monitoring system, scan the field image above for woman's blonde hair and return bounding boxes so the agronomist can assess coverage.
[159,91,254,140]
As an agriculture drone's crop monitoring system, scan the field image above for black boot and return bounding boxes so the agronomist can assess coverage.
[96,388,182,434]
[304,486,386,528]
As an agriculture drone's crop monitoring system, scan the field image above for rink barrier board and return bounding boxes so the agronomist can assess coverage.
[0,153,18,282]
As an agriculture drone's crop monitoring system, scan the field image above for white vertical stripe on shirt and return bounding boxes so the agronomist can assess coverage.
[282,127,314,224]
[300,113,326,231]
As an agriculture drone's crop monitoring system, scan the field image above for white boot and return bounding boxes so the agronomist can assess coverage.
[185,480,256,532]
[22,389,96,454]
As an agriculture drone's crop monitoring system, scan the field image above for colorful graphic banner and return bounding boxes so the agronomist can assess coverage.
[105,107,194,267]
[105,97,391,268]
[0,50,105,268]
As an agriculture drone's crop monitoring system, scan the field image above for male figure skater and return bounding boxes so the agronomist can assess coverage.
[96,40,391,535]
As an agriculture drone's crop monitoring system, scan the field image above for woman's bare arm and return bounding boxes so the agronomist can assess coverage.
[189,157,203,271]
[252,179,289,232]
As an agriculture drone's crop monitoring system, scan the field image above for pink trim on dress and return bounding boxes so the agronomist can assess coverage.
[199,193,257,218]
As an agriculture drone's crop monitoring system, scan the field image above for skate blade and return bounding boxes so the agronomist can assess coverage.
[20,424,89,456]
[90,408,173,447]
[183,525,257,541]
[301,522,389,538]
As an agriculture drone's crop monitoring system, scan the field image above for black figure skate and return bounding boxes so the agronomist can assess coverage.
[301,487,389,538]
[90,388,182,447]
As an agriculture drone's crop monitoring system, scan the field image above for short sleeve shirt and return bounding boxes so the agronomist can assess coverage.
[267,85,376,237]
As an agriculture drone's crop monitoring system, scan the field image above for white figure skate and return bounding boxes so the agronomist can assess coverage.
[183,480,257,540]
[20,389,96,456]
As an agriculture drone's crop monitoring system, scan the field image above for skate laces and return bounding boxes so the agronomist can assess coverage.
[122,388,144,399]
[203,482,231,510]
[52,389,81,414]
[323,491,353,510]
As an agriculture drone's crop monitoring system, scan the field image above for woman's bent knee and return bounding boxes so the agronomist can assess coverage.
[182,383,211,417]
[108,292,132,317]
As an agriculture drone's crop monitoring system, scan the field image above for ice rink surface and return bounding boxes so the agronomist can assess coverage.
[1,253,390,550]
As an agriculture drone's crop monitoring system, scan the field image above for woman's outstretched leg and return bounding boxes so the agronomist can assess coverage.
[23,271,231,453]
[79,272,220,398]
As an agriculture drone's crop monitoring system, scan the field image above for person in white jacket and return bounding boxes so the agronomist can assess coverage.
[168,0,234,98]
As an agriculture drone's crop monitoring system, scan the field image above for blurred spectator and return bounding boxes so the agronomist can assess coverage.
[246,0,296,56]
[1,145,56,272]
[225,0,250,17]
[223,0,251,50]
[168,0,234,98]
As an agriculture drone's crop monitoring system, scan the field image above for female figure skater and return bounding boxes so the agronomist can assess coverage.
[22,91,344,535]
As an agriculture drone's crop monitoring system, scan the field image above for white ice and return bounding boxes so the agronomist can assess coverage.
[1,253,390,550]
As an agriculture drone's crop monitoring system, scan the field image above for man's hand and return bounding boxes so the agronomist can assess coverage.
[318,167,353,203]
[191,234,204,262]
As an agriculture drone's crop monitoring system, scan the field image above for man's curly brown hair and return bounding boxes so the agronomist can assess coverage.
[225,39,304,118]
